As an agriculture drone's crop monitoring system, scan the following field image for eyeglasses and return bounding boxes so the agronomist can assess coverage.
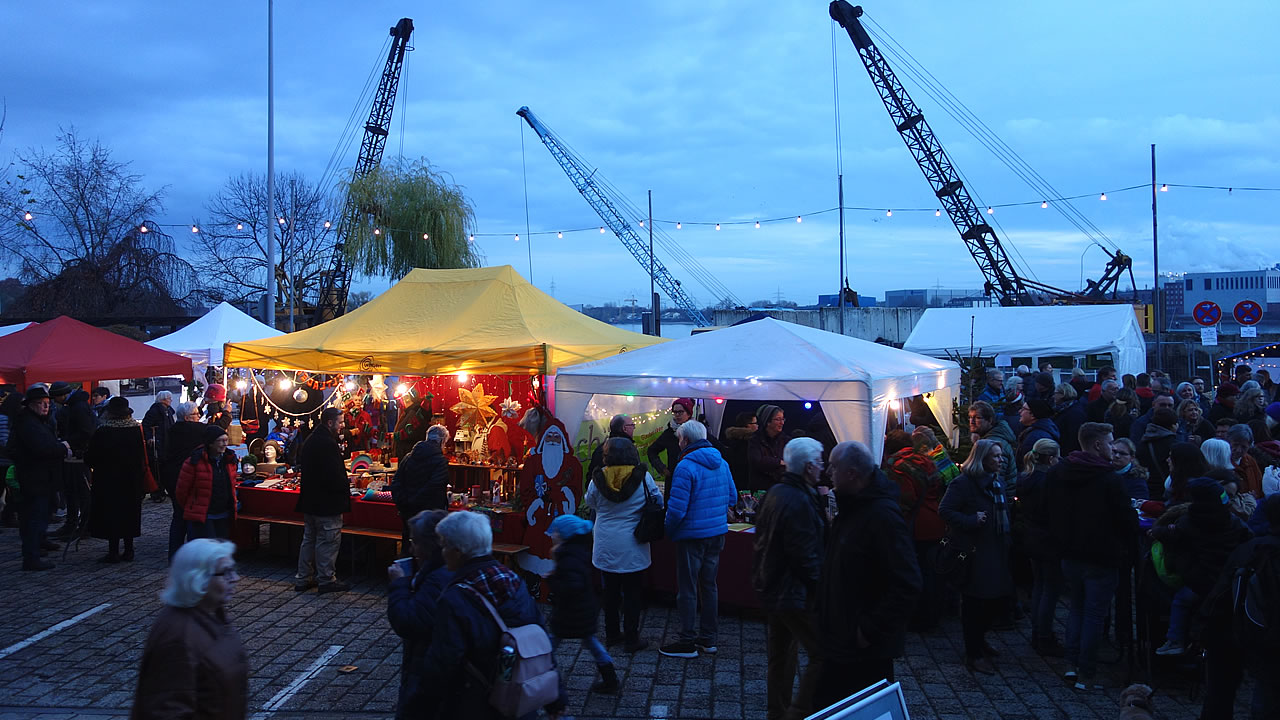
[213,566,239,577]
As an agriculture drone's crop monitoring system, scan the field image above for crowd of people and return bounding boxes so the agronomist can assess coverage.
[7,365,1280,720]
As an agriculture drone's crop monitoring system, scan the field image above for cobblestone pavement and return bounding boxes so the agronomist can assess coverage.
[0,502,1251,719]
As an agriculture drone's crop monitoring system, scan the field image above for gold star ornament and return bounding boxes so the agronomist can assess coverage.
[450,382,499,430]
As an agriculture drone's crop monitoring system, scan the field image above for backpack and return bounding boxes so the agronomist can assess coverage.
[462,586,560,718]
[1231,539,1280,660]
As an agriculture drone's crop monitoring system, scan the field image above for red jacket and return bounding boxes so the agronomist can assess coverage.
[176,448,238,523]
[886,448,946,542]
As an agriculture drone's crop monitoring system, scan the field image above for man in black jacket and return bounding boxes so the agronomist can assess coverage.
[51,387,96,539]
[586,414,634,480]
[390,424,450,555]
[752,437,828,720]
[8,386,71,570]
[294,408,350,593]
[1041,421,1137,691]
[813,441,921,708]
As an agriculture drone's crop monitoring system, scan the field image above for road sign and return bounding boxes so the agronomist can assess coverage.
[1193,301,1222,327]
[1234,300,1263,326]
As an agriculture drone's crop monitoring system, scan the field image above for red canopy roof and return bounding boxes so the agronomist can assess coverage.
[0,316,193,389]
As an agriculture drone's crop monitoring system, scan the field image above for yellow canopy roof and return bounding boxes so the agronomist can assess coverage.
[222,265,666,375]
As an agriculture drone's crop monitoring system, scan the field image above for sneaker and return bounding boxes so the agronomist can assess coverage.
[1155,641,1186,656]
[318,580,350,593]
[1063,669,1078,681]
[658,641,698,659]
[694,638,717,655]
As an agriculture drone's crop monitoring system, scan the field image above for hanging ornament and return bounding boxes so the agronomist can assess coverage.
[293,387,309,403]
[451,382,499,430]
[369,374,388,403]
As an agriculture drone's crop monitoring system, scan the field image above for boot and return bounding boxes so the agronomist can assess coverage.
[49,521,78,539]
[591,663,619,695]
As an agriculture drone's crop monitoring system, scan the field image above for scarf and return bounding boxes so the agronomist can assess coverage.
[986,475,1011,537]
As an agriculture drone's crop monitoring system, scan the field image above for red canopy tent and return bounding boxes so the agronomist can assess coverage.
[0,316,193,390]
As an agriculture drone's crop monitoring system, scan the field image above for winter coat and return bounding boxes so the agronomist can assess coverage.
[204,401,232,430]
[1175,417,1215,445]
[131,605,248,720]
[162,422,208,495]
[939,471,1013,599]
[1235,452,1264,499]
[979,419,1020,492]
[0,411,10,468]
[585,429,630,482]
[646,424,682,480]
[1042,451,1137,569]
[1016,417,1060,460]
[722,425,754,491]
[665,440,737,541]
[815,471,921,663]
[549,534,600,639]
[1137,423,1176,483]
[1150,500,1252,596]
[1208,400,1234,424]
[85,420,147,540]
[390,440,448,520]
[1086,395,1113,424]
[746,429,788,492]
[1054,398,1088,455]
[59,391,98,457]
[176,447,239,523]
[142,402,175,464]
[752,472,828,611]
[584,464,661,573]
[387,562,455,720]
[295,425,351,517]
[420,556,561,720]
[1018,466,1057,561]
[977,385,1003,410]
[6,406,67,497]
[886,447,946,542]
[1116,465,1150,500]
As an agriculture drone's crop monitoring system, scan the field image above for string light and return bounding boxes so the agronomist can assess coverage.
[1099,192,1107,201]
[278,217,285,225]
[986,206,994,214]
[1041,201,1048,208]
[456,371,469,384]
[1160,184,1168,192]
[514,234,520,242]
[373,228,381,235]
[754,221,760,228]
[599,227,605,234]
[423,233,429,240]
[191,225,199,233]
[886,209,892,217]
[676,222,682,229]
[715,223,720,231]
[23,211,32,221]
[394,382,408,397]
[236,222,243,230]
[469,234,475,242]
[557,231,563,238]
[278,377,293,391]
[344,379,357,392]
[639,220,644,227]
[796,216,802,223]
[235,379,248,391]
[935,209,941,217]
[324,220,332,228]
[139,225,148,233]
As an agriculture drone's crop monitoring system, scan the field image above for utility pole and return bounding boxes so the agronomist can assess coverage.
[265,0,277,329]
[649,190,658,336]
[838,174,845,335]
[1152,144,1161,369]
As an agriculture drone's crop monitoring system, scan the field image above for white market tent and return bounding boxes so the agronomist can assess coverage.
[0,322,35,337]
[554,317,961,458]
[902,305,1147,377]
[148,302,283,371]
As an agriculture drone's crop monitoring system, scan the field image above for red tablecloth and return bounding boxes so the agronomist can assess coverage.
[647,530,759,610]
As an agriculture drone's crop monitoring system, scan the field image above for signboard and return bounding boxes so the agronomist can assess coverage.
[1242,326,1258,338]
[1234,300,1263,326]
[1193,300,1222,327]
[1201,326,1219,346]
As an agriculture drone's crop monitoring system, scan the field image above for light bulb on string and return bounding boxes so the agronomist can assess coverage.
[278,377,293,391]
[796,216,802,223]
[599,227,605,234]
[236,222,243,230]
[235,379,248,391]
[423,233,429,240]
[469,234,475,242]
[1160,184,1168,192]
[639,220,644,227]
[1099,192,1107,201]
[456,371,469,384]
[23,211,33,221]
[373,228,381,235]
[139,224,148,233]
[715,223,720,231]
[676,222,682,229]
[344,379,357,392]
[935,209,941,217]
[886,209,892,217]
[191,225,199,233]
[514,234,520,242]
[278,217,286,225]
[986,206,994,214]
[557,231,563,239]
[324,220,332,228]
[1041,201,1048,208]
[754,221,760,229]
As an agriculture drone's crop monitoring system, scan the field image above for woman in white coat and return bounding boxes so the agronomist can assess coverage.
[585,436,663,653]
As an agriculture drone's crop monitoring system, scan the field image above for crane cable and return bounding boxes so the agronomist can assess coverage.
[862,15,1123,262]
[317,36,393,202]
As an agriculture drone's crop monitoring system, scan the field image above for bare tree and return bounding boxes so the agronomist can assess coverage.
[192,172,339,312]
[0,128,197,317]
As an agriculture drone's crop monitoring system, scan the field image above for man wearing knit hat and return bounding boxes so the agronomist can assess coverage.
[1016,399,1060,460]
[647,398,694,484]
[748,404,788,492]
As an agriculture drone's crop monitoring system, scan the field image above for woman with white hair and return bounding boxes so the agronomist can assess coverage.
[142,390,176,503]
[133,538,247,720]
[420,511,567,719]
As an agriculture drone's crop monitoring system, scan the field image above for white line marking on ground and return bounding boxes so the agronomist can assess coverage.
[251,644,344,719]
[0,603,111,660]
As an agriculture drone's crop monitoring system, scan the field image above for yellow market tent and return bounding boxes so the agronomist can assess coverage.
[222,266,666,375]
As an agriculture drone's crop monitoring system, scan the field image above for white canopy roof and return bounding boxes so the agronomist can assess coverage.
[553,317,961,457]
[0,322,35,337]
[148,302,282,369]
[903,305,1147,376]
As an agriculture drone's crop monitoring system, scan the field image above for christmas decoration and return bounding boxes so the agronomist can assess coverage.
[450,382,499,432]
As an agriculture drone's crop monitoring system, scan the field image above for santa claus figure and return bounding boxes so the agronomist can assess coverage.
[517,412,582,575]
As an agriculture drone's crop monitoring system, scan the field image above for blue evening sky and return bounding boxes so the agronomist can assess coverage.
[3,1,1277,308]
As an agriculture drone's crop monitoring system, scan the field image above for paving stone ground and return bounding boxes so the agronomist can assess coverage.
[0,502,1253,719]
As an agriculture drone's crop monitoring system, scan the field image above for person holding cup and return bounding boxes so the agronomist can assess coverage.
[386,510,454,719]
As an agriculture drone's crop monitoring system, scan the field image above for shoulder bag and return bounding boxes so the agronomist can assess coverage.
[936,530,976,590]
[633,479,665,543]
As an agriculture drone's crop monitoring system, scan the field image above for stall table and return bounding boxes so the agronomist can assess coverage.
[647,527,759,610]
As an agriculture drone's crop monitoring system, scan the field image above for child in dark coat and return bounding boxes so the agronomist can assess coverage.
[548,514,618,695]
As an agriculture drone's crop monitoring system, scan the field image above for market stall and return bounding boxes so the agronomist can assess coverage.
[0,315,193,389]
[147,301,282,375]
[554,317,960,608]
[903,304,1147,377]
[220,265,664,571]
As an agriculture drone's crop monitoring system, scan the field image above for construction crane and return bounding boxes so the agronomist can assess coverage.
[517,106,713,326]
[311,17,414,325]
[829,2,1135,306]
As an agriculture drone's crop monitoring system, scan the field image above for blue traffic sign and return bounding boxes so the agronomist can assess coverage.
[1193,301,1222,327]
[1234,300,1263,326]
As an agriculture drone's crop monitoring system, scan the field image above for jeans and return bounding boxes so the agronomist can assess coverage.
[1165,586,1199,645]
[766,610,822,720]
[550,634,612,666]
[297,514,343,584]
[168,496,188,560]
[675,534,725,643]
[1061,558,1119,679]
[1030,556,1063,642]
[602,570,645,643]
[19,492,51,564]
[812,657,893,710]
[187,517,231,540]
